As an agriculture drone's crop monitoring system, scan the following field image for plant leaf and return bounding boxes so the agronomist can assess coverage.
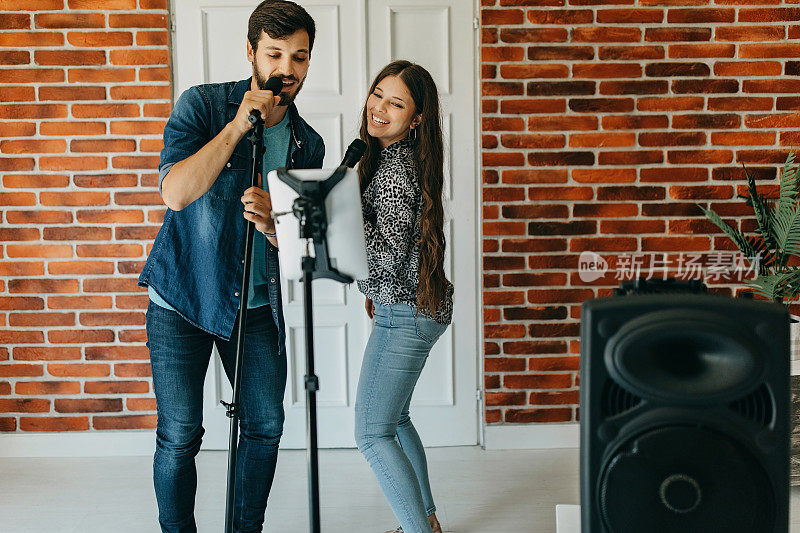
[774,151,799,241]
[777,150,798,209]
[783,150,798,198]
[747,235,777,276]
[749,267,800,303]
[764,151,800,267]
[741,163,774,249]
[772,204,800,265]
[697,204,755,258]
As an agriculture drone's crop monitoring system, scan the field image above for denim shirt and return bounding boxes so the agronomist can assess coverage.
[138,78,325,346]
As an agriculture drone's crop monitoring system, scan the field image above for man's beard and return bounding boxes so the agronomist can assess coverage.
[253,61,305,106]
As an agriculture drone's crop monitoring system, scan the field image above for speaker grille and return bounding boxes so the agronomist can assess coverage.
[599,426,776,532]
[729,384,774,427]
[602,380,643,417]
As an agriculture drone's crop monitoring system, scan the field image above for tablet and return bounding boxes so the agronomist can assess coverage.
[266,167,369,281]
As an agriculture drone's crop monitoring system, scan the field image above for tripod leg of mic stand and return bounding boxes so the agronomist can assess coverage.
[225,409,240,531]
[224,298,251,533]
[303,260,321,533]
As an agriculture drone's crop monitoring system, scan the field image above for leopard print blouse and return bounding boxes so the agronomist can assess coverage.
[357,136,454,325]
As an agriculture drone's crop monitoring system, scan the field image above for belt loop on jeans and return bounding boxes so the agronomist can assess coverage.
[388,303,394,327]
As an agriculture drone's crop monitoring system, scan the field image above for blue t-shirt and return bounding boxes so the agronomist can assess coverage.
[248,111,291,307]
[149,111,291,311]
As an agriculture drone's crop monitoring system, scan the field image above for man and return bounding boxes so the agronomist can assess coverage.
[137,2,323,531]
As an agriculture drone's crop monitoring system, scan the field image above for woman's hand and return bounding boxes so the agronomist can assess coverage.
[241,174,275,235]
[365,298,374,319]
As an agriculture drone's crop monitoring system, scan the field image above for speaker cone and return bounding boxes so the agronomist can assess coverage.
[599,426,774,533]
[606,311,763,404]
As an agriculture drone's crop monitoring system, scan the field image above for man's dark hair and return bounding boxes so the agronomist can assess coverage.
[248,0,316,53]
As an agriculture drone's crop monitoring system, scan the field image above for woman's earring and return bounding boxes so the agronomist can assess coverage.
[410,127,418,142]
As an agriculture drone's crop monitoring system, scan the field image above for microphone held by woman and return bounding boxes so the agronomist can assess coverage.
[341,139,367,168]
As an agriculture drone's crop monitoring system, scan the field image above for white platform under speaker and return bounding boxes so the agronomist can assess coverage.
[556,504,581,533]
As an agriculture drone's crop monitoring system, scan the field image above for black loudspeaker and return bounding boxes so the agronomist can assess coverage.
[580,291,790,533]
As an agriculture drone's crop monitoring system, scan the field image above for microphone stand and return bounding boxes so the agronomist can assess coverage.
[274,159,360,533]
[222,110,264,533]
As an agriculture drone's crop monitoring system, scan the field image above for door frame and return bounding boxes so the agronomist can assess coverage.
[471,0,485,448]
[167,0,484,448]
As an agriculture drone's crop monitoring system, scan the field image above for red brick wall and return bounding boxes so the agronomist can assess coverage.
[481,0,798,424]
[0,1,169,432]
[2,0,796,435]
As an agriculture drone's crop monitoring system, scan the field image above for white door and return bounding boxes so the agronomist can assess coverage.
[171,0,478,448]
[364,0,480,446]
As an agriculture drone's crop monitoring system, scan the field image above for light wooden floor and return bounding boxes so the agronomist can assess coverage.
[2,447,800,532]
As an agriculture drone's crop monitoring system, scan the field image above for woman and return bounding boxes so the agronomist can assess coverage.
[354,60,454,533]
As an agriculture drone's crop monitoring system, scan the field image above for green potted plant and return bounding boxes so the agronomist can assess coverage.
[699,150,800,486]
[698,150,800,305]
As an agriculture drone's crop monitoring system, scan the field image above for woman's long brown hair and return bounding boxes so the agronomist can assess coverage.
[358,60,448,317]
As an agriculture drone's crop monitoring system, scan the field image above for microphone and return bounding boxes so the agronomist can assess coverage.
[263,75,283,94]
[340,139,367,168]
[249,76,284,124]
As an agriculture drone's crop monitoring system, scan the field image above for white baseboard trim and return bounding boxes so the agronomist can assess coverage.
[1,424,579,456]
[0,431,156,457]
[484,423,579,450]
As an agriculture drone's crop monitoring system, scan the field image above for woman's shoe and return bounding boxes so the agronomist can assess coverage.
[383,522,440,533]
[428,514,443,533]
[383,517,441,533]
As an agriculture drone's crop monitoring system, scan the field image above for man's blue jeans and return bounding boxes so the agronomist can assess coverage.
[354,302,449,533]
[146,301,286,533]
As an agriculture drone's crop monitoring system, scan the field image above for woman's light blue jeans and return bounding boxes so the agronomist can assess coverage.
[354,302,449,533]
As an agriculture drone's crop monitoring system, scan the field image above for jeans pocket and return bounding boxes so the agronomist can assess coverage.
[373,302,392,328]
[414,311,444,343]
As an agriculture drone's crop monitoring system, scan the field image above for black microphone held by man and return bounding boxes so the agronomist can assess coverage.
[248,75,284,126]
